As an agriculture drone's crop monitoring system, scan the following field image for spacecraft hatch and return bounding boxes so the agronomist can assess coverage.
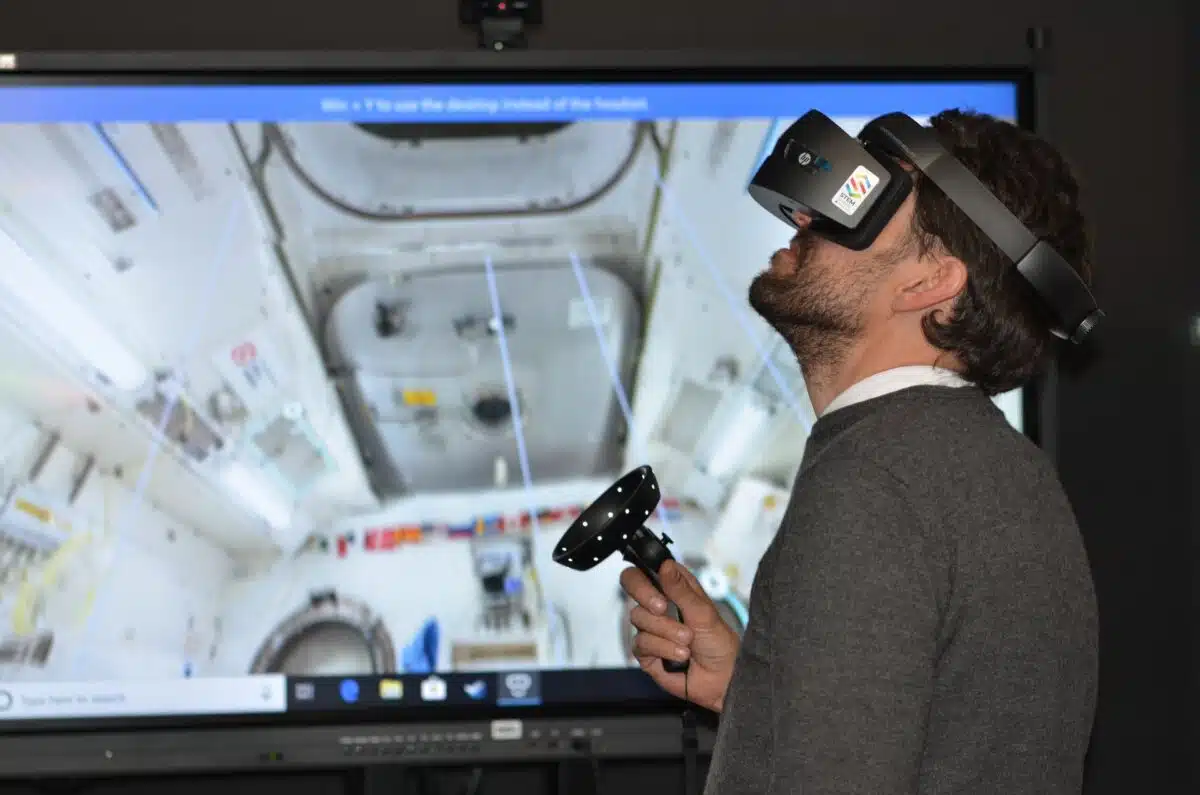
[323,262,642,498]
[249,590,397,676]
[267,120,647,220]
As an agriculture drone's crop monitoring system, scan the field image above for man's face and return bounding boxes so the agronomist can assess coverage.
[748,197,916,369]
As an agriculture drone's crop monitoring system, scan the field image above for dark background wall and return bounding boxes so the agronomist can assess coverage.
[0,1,1191,793]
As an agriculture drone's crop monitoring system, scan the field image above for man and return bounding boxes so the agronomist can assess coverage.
[620,110,1099,794]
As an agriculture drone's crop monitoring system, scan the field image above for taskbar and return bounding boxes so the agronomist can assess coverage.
[286,668,668,712]
[0,668,670,723]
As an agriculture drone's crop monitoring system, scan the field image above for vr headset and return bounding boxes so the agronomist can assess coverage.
[747,111,1103,343]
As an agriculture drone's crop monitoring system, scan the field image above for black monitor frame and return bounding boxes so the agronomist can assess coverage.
[0,49,1046,776]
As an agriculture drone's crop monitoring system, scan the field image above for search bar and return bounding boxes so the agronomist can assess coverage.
[0,676,286,720]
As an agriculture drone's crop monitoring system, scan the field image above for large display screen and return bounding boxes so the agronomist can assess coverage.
[0,77,1020,727]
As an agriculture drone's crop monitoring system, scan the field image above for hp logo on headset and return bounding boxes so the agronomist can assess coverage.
[784,139,832,172]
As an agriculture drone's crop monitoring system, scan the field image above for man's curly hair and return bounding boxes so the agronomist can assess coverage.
[906,110,1094,395]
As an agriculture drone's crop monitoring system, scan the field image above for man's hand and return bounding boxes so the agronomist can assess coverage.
[619,560,740,713]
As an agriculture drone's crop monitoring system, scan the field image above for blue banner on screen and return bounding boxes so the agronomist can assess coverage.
[0,82,1018,123]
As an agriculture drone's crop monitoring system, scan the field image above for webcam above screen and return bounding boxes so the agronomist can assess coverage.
[460,0,544,49]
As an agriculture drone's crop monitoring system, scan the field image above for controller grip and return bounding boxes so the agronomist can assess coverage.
[661,601,690,674]
[623,530,690,674]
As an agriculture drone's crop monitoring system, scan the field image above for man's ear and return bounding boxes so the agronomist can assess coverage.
[892,254,968,313]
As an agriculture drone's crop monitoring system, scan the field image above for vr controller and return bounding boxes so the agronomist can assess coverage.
[551,465,689,674]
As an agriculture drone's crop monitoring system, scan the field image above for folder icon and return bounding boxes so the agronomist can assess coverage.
[379,679,403,700]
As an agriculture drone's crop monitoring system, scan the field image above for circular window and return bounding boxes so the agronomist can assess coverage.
[272,621,377,676]
[249,591,397,676]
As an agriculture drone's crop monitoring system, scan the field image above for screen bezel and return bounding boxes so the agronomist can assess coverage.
[0,63,1039,738]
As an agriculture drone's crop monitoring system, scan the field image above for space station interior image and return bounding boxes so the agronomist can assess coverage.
[0,114,1023,705]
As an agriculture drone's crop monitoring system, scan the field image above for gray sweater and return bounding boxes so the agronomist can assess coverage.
[705,385,1098,795]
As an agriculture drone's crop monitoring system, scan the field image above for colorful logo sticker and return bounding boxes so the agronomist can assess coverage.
[831,165,881,216]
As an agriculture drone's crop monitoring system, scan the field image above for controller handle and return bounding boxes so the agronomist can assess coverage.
[621,526,689,674]
[551,465,689,674]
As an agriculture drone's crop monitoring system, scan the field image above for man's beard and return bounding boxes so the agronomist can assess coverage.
[748,235,871,373]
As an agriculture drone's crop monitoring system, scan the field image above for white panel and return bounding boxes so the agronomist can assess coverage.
[0,322,284,553]
[0,121,376,545]
[0,414,234,683]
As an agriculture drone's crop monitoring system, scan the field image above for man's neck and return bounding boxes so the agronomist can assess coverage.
[803,363,872,416]
[802,345,959,415]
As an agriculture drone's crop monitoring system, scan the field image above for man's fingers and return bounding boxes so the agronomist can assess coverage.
[658,561,721,627]
[632,630,691,664]
[630,605,693,645]
[670,560,709,595]
[622,562,722,629]
[619,566,668,615]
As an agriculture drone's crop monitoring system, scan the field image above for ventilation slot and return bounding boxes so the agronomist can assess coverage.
[87,187,136,233]
[151,124,211,201]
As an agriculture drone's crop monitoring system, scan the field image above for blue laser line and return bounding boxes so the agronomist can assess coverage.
[481,255,541,536]
[567,251,672,531]
[653,176,814,433]
[90,123,159,214]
